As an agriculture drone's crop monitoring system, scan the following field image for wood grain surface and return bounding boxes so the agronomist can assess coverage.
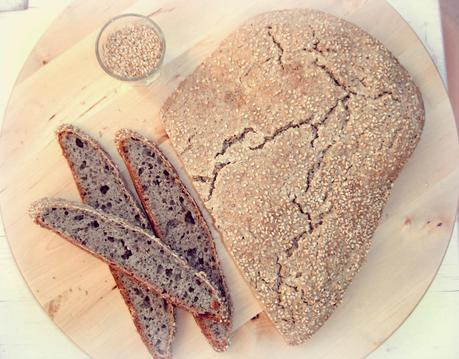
[0,0,458,358]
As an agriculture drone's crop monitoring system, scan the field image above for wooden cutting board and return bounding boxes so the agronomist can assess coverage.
[1,0,458,358]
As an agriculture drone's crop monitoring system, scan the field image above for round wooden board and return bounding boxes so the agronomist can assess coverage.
[1,0,458,358]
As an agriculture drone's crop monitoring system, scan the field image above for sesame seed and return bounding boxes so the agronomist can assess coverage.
[101,23,163,79]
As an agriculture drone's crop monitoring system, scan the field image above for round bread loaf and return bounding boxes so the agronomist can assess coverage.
[161,9,424,344]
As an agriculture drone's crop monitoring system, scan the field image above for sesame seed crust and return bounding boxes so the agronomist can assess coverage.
[161,9,424,345]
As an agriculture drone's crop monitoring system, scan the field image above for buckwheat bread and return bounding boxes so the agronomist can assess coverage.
[160,9,425,344]
[30,198,224,319]
[116,129,232,352]
[57,124,175,359]
[111,270,175,359]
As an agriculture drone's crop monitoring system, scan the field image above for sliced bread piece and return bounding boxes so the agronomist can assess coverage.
[57,124,175,359]
[116,129,232,351]
[111,270,175,359]
[29,198,224,319]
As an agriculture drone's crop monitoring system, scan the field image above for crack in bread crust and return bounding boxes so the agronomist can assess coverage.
[267,26,285,70]
[215,127,255,158]
[161,9,424,344]
[249,118,311,151]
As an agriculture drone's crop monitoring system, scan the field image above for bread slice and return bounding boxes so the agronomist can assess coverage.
[116,129,232,351]
[57,124,175,359]
[29,198,224,319]
[111,271,175,359]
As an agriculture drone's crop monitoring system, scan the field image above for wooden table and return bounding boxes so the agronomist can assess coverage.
[0,0,458,359]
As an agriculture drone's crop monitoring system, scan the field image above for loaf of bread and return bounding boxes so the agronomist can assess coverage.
[30,198,224,319]
[161,9,424,344]
[57,124,175,359]
[116,129,232,351]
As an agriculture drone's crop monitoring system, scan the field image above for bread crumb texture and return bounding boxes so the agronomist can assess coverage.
[161,9,424,344]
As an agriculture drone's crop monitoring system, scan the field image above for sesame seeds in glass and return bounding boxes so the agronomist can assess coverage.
[96,14,165,83]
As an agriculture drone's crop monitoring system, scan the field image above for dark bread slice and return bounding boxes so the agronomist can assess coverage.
[111,271,175,359]
[116,129,232,351]
[29,198,224,319]
[57,124,175,359]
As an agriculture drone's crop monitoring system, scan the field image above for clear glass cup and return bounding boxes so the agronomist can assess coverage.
[95,14,166,84]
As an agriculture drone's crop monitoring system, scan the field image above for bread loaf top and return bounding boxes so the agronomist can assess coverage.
[161,9,424,344]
